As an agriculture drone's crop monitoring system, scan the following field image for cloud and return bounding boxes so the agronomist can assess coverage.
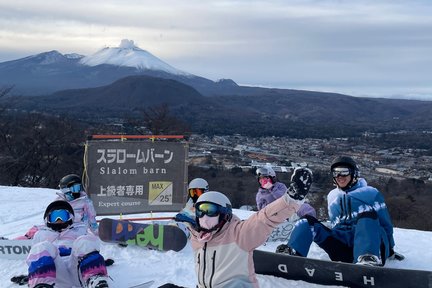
[0,0,431,98]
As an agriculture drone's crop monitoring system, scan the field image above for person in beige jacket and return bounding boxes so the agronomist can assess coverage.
[188,168,312,288]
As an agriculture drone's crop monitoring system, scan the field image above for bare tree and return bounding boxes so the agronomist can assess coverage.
[0,112,84,187]
[128,104,190,136]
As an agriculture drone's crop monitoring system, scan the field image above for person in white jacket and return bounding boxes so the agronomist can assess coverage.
[26,200,109,288]
[16,174,98,241]
[57,174,98,235]
[189,167,312,288]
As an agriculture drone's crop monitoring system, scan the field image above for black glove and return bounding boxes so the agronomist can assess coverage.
[105,258,115,266]
[10,274,28,285]
[287,167,313,200]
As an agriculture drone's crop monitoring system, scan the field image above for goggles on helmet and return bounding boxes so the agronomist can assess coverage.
[188,188,205,198]
[60,183,82,194]
[49,209,71,223]
[332,167,351,178]
[196,202,222,218]
[256,167,272,177]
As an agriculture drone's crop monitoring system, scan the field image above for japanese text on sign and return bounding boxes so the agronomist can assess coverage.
[97,149,174,164]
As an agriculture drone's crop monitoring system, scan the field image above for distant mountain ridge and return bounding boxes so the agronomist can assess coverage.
[2,39,432,137]
[10,75,432,138]
[0,39,240,97]
[17,75,204,112]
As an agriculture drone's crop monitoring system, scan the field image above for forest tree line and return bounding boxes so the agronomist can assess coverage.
[1,87,431,231]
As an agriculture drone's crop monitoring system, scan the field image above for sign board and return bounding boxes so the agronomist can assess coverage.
[85,139,188,215]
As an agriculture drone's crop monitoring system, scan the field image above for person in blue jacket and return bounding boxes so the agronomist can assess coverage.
[276,156,397,266]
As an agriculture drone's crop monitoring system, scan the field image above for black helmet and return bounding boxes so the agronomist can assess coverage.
[44,200,74,231]
[59,174,82,189]
[330,156,359,190]
[59,174,83,200]
[331,156,358,172]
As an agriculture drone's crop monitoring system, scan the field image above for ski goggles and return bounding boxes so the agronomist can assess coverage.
[196,202,222,218]
[49,209,71,223]
[332,167,351,178]
[256,167,272,177]
[188,188,205,198]
[60,183,82,194]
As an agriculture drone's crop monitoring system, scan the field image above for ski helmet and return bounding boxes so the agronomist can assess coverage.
[256,166,277,185]
[188,178,209,190]
[44,200,74,231]
[330,156,359,190]
[187,178,209,203]
[59,174,83,200]
[59,174,82,189]
[195,191,232,231]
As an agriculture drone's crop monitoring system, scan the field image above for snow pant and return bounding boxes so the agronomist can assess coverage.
[287,211,390,264]
[26,234,108,288]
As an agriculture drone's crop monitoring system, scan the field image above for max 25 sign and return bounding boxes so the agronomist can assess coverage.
[85,139,188,215]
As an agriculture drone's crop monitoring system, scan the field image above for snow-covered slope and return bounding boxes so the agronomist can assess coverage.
[1,186,431,288]
[80,39,189,76]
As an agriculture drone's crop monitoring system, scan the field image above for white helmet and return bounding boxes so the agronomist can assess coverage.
[195,191,233,230]
[188,178,209,191]
[256,166,277,186]
[256,166,276,178]
[195,191,231,209]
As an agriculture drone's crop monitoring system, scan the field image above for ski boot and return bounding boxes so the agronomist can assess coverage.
[86,275,109,288]
[275,244,301,256]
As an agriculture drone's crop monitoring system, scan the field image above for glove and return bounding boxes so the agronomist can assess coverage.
[287,167,313,200]
[174,213,197,228]
[10,274,28,285]
[105,258,115,266]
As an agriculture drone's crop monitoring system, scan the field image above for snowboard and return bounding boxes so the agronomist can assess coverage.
[253,250,432,288]
[0,239,32,260]
[98,218,188,252]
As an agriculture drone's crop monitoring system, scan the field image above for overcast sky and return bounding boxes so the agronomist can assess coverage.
[1,0,431,99]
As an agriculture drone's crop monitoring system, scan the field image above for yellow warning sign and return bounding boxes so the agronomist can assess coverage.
[148,181,173,205]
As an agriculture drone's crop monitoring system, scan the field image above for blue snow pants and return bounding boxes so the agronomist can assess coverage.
[288,211,390,264]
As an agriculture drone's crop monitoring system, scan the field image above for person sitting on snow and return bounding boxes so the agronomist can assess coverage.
[16,174,98,240]
[26,200,109,288]
[56,174,98,234]
[185,168,312,287]
[256,165,316,218]
[276,156,402,266]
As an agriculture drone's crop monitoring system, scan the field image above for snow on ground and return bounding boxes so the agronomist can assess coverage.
[1,186,431,288]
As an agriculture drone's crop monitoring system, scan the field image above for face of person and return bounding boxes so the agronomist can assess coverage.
[332,167,352,189]
[335,174,352,188]
[259,176,273,189]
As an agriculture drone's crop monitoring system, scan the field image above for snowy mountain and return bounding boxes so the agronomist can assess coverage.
[0,186,431,288]
[0,39,241,96]
[80,39,190,76]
